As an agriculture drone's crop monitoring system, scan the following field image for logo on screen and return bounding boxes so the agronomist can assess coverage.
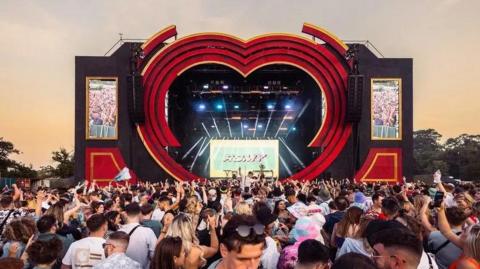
[223,154,268,163]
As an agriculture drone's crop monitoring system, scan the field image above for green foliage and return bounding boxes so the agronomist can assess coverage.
[47,148,74,179]
[0,137,37,178]
[414,130,480,180]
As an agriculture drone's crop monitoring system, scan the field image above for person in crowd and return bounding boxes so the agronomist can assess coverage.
[207,214,266,269]
[295,239,330,269]
[105,210,121,238]
[331,252,378,269]
[118,203,157,269]
[254,203,280,269]
[24,237,63,269]
[164,213,218,269]
[437,201,480,269]
[366,192,385,219]
[93,231,141,269]
[36,214,74,266]
[427,207,467,269]
[140,203,162,238]
[380,197,401,221]
[369,227,423,269]
[273,200,290,224]
[331,206,363,248]
[62,213,107,269]
[1,218,36,258]
[323,196,349,236]
[151,236,186,269]
[91,201,105,214]
[335,215,375,259]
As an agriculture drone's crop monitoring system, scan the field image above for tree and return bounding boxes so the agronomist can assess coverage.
[444,134,480,180]
[0,137,20,171]
[49,148,74,178]
[413,129,447,175]
[0,137,37,178]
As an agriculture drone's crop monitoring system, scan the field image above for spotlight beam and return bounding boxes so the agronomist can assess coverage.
[278,137,306,168]
[201,122,211,137]
[223,98,232,138]
[279,155,292,176]
[253,111,260,137]
[241,122,244,138]
[211,114,221,137]
[182,136,204,160]
[190,137,207,172]
[198,138,210,156]
[263,110,274,137]
[286,100,311,138]
[274,112,288,138]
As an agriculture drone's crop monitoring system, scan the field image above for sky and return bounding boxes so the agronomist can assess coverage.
[0,0,479,168]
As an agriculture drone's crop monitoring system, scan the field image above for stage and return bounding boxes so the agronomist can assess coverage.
[74,23,412,184]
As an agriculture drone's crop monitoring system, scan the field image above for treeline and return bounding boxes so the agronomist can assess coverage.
[414,129,480,180]
[0,137,74,179]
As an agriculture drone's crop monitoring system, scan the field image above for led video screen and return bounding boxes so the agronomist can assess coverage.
[209,139,279,178]
[371,78,402,140]
[86,77,118,139]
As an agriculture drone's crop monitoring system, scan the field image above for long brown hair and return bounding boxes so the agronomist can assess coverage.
[151,236,183,269]
[336,206,363,238]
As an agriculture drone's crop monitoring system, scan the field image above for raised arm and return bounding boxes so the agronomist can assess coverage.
[201,215,219,258]
[438,202,463,248]
[419,196,436,233]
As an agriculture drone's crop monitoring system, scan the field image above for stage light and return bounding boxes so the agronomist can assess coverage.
[198,104,206,110]
[211,125,215,128]
[234,105,239,109]
[292,126,297,131]
[263,86,269,89]
[267,104,274,110]
[243,124,249,129]
[258,124,263,128]
[222,85,229,90]
[216,104,223,110]
[285,104,292,110]
[203,84,209,89]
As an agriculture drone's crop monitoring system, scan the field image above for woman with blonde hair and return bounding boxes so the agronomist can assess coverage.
[163,213,218,269]
[234,201,252,215]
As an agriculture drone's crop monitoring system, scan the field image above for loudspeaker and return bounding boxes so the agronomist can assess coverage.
[127,74,145,123]
[346,74,364,122]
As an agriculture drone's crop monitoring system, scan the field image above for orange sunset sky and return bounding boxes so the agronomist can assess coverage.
[1,0,479,169]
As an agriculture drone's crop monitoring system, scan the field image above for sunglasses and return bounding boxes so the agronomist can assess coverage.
[235,224,265,237]
[102,243,113,248]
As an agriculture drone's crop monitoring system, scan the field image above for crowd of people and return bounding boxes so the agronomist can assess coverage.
[0,177,479,269]
[372,84,399,129]
[88,82,117,129]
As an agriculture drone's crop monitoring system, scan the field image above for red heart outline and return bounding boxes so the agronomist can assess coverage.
[137,24,352,181]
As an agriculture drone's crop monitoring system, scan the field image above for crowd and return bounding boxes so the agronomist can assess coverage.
[88,84,117,128]
[0,177,479,269]
[372,86,399,128]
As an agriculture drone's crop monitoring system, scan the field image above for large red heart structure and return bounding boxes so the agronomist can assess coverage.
[137,23,352,181]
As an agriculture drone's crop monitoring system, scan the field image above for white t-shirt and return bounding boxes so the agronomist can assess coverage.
[119,223,157,268]
[261,236,280,269]
[62,237,106,269]
[151,208,165,222]
[419,251,439,269]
